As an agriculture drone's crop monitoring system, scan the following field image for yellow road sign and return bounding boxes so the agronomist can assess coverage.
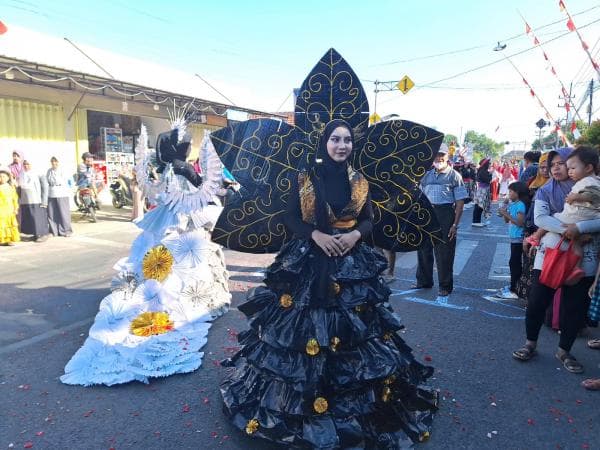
[369,112,381,124]
[396,75,414,94]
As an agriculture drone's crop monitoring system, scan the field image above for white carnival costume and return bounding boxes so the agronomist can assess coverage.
[61,123,231,386]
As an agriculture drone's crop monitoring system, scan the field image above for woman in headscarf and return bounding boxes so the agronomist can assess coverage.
[46,156,73,237]
[8,150,23,185]
[220,119,437,448]
[516,152,549,302]
[512,148,600,374]
[472,158,492,226]
[18,159,49,242]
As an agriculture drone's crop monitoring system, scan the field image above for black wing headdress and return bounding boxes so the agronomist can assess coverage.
[211,48,443,253]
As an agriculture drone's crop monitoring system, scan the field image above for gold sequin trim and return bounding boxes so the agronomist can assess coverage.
[419,431,430,442]
[306,338,320,356]
[382,386,392,403]
[245,419,259,435]
[383,332,393,341]
[279,293,293,308]
[383,375,396,385]
[313,397,329,414]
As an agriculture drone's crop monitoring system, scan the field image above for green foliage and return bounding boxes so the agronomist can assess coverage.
[578,120,600,147]
[464,130,503,162]
[443,134,458,145]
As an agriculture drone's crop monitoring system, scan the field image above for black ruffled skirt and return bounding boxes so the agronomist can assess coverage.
[221,239,438,449]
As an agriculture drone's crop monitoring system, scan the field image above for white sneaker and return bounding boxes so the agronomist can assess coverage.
[498,290,519,299]
[472,223,486,227]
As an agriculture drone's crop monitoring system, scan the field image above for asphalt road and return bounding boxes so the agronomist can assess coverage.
[1,203,599,449]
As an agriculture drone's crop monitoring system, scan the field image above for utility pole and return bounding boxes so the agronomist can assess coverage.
[558,82,575,122]
[588,79,594,126]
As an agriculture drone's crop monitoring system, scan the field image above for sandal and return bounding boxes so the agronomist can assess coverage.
[512,345,537,361]
[587,339,600,350]
[556,352,584,374]
[581,378,600,390]
[410,283,433,289]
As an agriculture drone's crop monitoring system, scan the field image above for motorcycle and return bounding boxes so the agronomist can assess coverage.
[77,187,99,222]
[110,174,150,212]
[110,174,133,209]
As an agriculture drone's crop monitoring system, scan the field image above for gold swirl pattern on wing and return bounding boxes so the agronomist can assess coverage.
[210,49,443,253]
[295,49,369,145]
[355,120,444,250]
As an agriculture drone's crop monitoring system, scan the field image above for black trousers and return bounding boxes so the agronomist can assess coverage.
[416,204,456,293]
[525,270,593,352]
[472,204,483,224]
[509,243,523,292]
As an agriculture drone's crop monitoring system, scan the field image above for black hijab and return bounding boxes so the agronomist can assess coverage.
[310,119,354,233]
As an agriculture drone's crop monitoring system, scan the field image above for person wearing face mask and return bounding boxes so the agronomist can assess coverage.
[414,144,468,298]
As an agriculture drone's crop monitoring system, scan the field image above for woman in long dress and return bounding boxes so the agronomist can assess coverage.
[46,156,73,237]
[18,160,49,242]
[61,125,231,386]
[220,120,437,448]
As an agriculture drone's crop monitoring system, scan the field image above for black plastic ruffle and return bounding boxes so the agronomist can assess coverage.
[221,240,437,448]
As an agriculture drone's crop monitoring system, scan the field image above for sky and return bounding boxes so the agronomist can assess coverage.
[1,0,600,150]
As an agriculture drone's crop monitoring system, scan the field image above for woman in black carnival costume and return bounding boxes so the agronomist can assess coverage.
[220,119,438,449]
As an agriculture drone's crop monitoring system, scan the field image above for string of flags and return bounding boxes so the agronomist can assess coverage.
[558,0,600,80]
[522,12,582,124]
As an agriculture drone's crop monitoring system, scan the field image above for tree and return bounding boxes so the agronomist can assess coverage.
[443,134,458,145]
[577,119,600,147]
[464,130,503,162]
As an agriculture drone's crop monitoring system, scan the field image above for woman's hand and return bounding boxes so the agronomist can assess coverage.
[562,223,581,240]
[334,230,361,255]
[311,230,345,257]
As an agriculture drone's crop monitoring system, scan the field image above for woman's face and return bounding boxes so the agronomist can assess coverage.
[51,159,59,169]
[23,161,31,171]
[539,158,549,178]
[550,154,568,181]
[326,126,353,163]
[0,173,8,184]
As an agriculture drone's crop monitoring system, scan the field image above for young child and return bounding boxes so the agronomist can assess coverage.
[0,168,20,246]
[526,146,600,283]
[497,181,529,299]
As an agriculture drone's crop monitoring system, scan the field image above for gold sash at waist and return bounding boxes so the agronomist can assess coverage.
[331,219,357,229]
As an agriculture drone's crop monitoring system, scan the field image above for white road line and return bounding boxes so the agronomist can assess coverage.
[0,317,93,355]
[488,242,511,281]
[453,239,478,275]
[393,240,478,276]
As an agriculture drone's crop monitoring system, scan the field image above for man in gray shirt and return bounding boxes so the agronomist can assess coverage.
[415,145,468,297]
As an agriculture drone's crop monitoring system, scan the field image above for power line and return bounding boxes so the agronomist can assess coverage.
[421,16,600,88]
[373,4,600,66]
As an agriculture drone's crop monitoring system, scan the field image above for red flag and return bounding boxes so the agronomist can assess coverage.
[567,19,575,31]
[543,52,549,61]
[533,37,540,45]
[571,121,577,133]
[565,102,571,112]
[582,41,589,50]
[0,21,6,35]
[525,22,532,34]
[559,0,566,11]
[530,89,535,97]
